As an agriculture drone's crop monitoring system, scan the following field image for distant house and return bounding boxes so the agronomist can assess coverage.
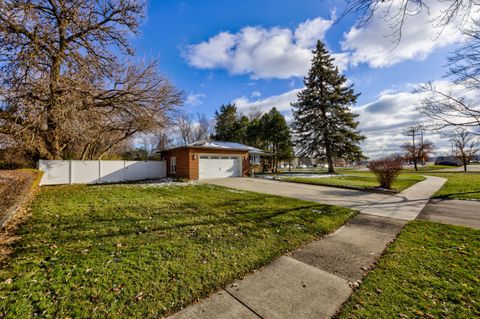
[287,157,320,168]
[159,140,268,180]
[434,156,463,166]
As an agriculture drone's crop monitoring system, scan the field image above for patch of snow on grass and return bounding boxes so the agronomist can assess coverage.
[123,178,199,188]
[260,173,341,179]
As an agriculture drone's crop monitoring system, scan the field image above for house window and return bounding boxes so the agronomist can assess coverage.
[200,155,209,159]
[170,156,176,174]
[250,155,260,164]
[221,156,229,159]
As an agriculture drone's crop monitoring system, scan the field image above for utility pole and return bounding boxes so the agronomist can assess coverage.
[420,130,425,167]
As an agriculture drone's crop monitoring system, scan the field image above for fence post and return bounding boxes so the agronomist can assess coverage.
[69,160,73,184]
[98,160,102,183]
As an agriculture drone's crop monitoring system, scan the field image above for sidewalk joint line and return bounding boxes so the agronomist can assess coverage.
[224,289,265,319]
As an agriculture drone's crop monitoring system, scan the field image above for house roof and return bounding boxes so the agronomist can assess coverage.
[188,140,267,154]
[158,140,269,155]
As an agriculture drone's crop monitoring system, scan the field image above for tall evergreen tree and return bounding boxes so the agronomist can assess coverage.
[212,104,244,141]
[292,41,365,174]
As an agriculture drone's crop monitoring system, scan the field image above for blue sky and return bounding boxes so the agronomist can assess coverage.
[133,0,469,157]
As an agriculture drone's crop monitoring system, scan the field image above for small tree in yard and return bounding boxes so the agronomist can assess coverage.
[450,129,480,172]
[292,41,365,174]
[369,156,403,190]
[259,108,294,172]
[402,126,434,171]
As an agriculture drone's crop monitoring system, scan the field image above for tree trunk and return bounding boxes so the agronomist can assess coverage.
[414,160,418,171]
[464,162,467,172]
[326,144,335,174]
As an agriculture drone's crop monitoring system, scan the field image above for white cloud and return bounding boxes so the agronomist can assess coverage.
[233,89,301,113]
[294,18,333,48]
[341,1,469,68]
[185,93,206,106]
[354,90,430,158]
[251,91,262,98]
[184,33,236,69]
[184,17,343,79]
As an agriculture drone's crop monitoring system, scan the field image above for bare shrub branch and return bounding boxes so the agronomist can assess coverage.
[368,155,403,189]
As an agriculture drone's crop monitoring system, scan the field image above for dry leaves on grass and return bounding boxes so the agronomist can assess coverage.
[0,170,35,215]
[0,170,40,262]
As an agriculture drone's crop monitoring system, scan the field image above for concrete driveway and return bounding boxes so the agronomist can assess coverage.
[417,199,480,229]
[203,178,390,211]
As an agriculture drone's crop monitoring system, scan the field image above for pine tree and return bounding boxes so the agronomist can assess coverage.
[212,104,244,141]
[260,108,294,172]
[292,41,365,174]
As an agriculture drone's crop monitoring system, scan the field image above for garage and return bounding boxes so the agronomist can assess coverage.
[199,155,242,179]
[159,140,266,180]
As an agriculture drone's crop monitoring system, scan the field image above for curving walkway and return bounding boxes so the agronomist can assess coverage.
[169,176,446,319]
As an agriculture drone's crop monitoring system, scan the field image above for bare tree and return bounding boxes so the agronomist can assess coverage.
[419,82,480,133]
[155,129,174,151]
[342,0,479,41]
[449,129,480,171]
[418,17,480,134]
[402,125,434,171]
[193,113,211,141]
[0,0,182,161]
[447,19,480,86]
[175,112,194,146]
[247,106,263,121]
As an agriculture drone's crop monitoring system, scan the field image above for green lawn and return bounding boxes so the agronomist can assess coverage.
[426,172,480,200]
[402,164,455,172]
[282,172,425,192]
[337,221,480,318]
[0,183,354,318]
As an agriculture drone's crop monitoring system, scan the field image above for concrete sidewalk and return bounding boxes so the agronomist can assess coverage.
[169,176,446,319]
[360,176,447,220]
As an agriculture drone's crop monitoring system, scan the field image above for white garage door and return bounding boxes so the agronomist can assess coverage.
[199,155,242,179]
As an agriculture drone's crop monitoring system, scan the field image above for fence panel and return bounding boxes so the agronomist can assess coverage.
[38,160,166,185]
[72,161,100,184]
[38,160,70,185]
[100,161,125,183]
[146,161,166,179]
[125,161,147,181]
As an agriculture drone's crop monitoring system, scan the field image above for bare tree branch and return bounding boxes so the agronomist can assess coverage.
[341,0,479,42]
[418,82,480,133]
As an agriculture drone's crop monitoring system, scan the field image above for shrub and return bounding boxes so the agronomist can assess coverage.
[368,156,403,190]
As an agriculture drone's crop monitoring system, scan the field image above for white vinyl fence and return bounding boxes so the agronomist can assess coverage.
[38,160,166,186]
